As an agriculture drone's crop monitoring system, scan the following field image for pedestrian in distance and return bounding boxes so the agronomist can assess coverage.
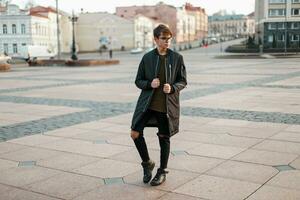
[130,24,187,186]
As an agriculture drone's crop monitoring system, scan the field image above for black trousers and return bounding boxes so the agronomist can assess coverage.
[132,109,170,169]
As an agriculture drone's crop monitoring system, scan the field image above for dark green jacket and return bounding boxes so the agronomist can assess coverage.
[131,48,187,136]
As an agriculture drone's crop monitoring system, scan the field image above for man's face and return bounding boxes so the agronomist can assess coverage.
[154,33,172,50]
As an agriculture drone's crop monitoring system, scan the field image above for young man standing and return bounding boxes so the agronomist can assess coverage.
[131,24,187,186]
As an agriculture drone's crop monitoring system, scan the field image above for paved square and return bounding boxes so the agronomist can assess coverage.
[1,44,300,199]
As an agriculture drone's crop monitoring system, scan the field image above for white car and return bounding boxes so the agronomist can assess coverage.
[0,54,11,64]
[130,47,143,54]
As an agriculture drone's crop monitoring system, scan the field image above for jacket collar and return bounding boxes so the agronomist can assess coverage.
[154,48,172,57]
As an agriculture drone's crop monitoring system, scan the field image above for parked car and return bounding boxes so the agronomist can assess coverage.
[130,47,143,54]
[16,45,55,62]
[0,54,11,64]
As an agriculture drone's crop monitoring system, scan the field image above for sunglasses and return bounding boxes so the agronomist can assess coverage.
[159,37,172,42]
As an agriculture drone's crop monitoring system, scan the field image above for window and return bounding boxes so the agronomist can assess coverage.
[13,44,18,53]
[4,43,8,53]
[22,43,26,46]
[269,0,286,3]
[278,34,285,41]
[21,24,26,34]
[278,22,285,29]
[268,23,277,29]
[291,22,299,29]
[292,8,300,15]
[12,24,17,34]
[292,34,299,41]
[292,0,300,3]
[269,9,286,16]
[268,35,274,42]
[3,24,7,34]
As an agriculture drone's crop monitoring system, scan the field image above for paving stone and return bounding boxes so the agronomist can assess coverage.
[174,175,260,200]
[206,160,278,184]
[158,193,205,200]
[0,187,60,200]
[124,169,199,192]
[247,185,300,200]
[0,165,59,187]
[72,159,140,178]
[37,152,100,171]
[8,134,60,146]
[0,142,26,154]
[25,172,104,200]
[252,140,300,154]
[290,157,300,170]
[232,149,298,166]
[168,154,224,173]
[0,146,60,162]
[0,158,18,171]
[270,131,300,143]
[72,184,165,200]
[267,170,300,190]
[39,138,132,158]
[187,143,246,159]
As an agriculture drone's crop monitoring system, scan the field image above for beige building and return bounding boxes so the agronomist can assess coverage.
[255,0,300,49]
[133,14,158,48]
[116,2,208,44]
[76,12,134,52]
[184,3,208,41]
[208,12,255,40]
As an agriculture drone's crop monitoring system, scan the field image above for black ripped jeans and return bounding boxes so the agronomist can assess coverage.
[132,109,170,169]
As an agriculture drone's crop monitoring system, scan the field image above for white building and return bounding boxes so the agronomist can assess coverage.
[176,7,196,43]
[0,4,70,57]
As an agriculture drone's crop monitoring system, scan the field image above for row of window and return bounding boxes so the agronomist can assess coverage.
[269,0,300,3]
[268,34,299,41]
[269,8,300,16]
[2,43,25,53]
[1,24,26,34]
[268,22,300,29]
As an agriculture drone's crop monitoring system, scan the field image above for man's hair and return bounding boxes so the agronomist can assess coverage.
[153,24,172,38]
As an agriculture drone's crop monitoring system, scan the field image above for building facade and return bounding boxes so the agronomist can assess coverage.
[76,12,134,52]
[0,4,70,57]
[116,2,208,44]
[255,0,300,49]
[208,12,255,40]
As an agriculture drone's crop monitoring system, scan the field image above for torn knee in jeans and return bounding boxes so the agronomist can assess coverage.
[131,130,140,140]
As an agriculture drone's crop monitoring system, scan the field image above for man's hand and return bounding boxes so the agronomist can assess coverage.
[151,78,160,88]
[163,83,171,94]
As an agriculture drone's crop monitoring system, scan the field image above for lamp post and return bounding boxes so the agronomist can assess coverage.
[284,0,288,56]
[55,0,61,59]
[70,11,78,60]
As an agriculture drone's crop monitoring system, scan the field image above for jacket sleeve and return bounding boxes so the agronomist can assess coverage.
[135,57,152,90]
[171,55,187,93]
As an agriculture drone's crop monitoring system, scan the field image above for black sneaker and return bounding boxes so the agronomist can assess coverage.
[141,160,155,183]
[150,168,168,186]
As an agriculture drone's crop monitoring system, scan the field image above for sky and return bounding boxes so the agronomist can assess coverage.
[10,0,255,15]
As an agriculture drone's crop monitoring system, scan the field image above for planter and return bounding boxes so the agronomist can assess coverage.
[0,63,11,72]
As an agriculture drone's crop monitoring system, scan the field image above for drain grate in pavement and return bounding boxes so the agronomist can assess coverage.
[104,177,124,185]
[18,161,36,167]
[273,165,296,172]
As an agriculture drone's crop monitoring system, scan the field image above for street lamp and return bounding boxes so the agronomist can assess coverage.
[70,11,78,60]
[284,0,288,56]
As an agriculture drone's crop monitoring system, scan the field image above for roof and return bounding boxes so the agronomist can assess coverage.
[30,6,57,14]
